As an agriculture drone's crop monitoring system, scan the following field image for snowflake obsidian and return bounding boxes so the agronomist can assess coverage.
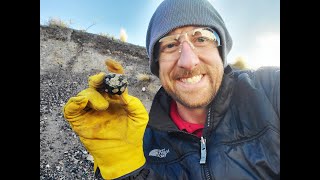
[104,73,128,95]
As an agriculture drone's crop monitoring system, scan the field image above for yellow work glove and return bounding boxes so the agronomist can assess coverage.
[63,59,149,180]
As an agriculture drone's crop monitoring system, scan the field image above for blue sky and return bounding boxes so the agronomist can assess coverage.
[40,0,280,69]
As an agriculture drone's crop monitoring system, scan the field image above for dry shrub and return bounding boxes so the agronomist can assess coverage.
[136,73,150,82]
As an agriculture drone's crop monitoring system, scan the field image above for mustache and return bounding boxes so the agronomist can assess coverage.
[173,65,207,79]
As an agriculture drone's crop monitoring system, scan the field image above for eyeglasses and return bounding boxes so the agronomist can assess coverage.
[158,27,221,59]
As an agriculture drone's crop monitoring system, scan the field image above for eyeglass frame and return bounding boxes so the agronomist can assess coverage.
[158,27,221,55]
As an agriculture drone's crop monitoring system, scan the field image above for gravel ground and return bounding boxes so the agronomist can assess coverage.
[40,71,97,180]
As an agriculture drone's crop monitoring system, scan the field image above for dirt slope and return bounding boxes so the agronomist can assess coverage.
[40,25,161,179]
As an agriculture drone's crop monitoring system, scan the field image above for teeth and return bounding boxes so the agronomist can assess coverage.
[180,75,203,84]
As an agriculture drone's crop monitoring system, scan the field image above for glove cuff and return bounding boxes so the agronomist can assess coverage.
[92,144,146,179]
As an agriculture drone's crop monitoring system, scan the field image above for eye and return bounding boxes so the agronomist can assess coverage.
[160,41,179,53]
[193,36,211,46]
[166,43,176,49]
[196,37,208,43]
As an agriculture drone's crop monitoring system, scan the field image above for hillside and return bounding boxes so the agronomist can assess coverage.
[40,25,161,179]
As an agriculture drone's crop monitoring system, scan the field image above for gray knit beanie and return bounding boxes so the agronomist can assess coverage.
[146,0,233,77]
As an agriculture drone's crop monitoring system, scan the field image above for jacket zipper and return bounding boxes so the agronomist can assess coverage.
[200,136,207,164]
[200,108,214,180]
[202,164,212,180]
[200,108,211,164]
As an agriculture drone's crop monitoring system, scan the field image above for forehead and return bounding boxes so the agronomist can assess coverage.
[167,25,204,36]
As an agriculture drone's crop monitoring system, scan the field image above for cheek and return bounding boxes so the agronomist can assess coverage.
[159,61,175,78]
[198,49,223,65]
[158,62,167,83]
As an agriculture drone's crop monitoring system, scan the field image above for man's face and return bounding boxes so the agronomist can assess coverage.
[158,26,224,108]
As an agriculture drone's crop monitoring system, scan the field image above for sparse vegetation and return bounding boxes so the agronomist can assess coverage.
[98,32,109,37]
[41,17,125,43]
[120,28,128,42]
[98,32,116,40]
[230,56,249,70]
[46,17,72,28]
[136,73,151,82]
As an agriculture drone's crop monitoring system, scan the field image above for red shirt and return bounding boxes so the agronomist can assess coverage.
[170,101,204,138]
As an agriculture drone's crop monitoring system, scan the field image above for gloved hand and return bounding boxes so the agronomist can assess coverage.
[63,59,149,180]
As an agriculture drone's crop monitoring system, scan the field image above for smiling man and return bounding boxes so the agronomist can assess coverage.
[143,0,280,179]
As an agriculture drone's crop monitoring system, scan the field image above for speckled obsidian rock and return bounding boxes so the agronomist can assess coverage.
[104,73,128,95]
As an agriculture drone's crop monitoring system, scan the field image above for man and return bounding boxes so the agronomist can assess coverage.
[63,0,280,179]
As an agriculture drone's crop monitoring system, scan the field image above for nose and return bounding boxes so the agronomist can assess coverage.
[177,41,199,70]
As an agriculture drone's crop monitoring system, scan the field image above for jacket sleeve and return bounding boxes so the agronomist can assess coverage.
[255,66,280,118]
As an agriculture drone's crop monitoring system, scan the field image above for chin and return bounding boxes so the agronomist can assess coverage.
[176,94,213,109]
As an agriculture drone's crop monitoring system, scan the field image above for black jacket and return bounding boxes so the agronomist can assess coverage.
[143,66,280,180]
